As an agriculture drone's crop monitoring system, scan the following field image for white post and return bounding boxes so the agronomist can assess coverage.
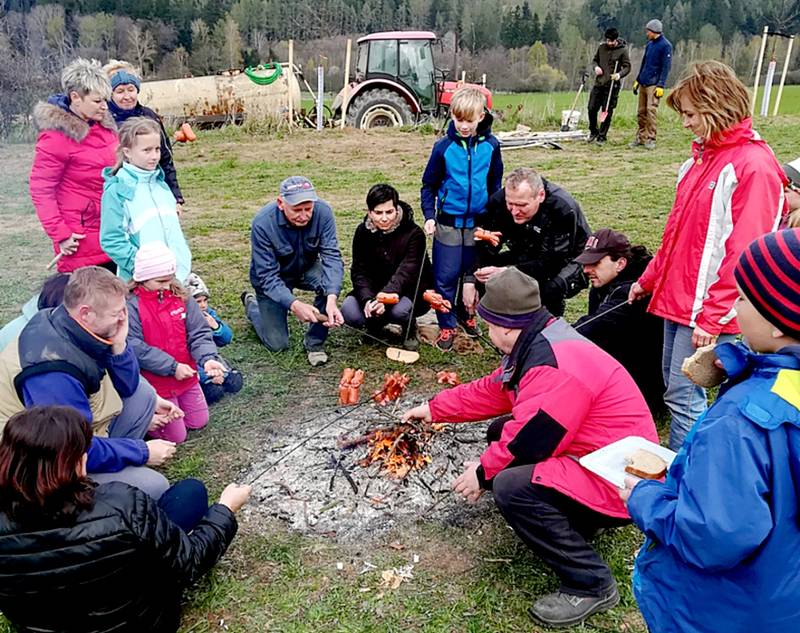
[340,38,352,129]
[481,73,486,86]
[752,26,769,115]
[460,70,466,83]
[773,36,795,116]
[287,39,294,127]
[761,56,777,116]
[316,66,324,131]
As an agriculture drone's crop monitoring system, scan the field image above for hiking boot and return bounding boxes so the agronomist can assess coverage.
[529,585,619,628]
[307,350,328,367]
[434,327,456,352]
[629,139,644,148]
[595,137,606,145]
[644,141,656,150]
[586,133,597,143]
[240,291,255,307]
[462,316,481,338]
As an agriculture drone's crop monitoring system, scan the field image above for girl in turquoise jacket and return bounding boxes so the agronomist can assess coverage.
[100,117,191,282]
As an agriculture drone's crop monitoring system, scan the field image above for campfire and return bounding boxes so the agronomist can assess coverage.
[359,426,432,479]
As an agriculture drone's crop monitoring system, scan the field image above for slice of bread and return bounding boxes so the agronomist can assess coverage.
[624,449,667,480]
[681,344,725,388]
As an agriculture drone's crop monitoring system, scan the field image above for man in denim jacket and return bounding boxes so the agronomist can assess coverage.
[243,176,344,366]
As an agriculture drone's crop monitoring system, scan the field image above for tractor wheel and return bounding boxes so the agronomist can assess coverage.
[346,89,415,129]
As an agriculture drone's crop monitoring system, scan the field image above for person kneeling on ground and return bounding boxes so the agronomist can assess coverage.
[243,176,345,366]
[622,229,800,632]
[403,267,657,628]
[0,266,178,499]
[341,184,432,349]
[0,405,249,633]
[127,243,227,444]
[186,272,244,404]
[573,229,665,413]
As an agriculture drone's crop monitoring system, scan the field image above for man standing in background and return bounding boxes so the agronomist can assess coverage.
[631,19,672,149]
[588,27,631,145]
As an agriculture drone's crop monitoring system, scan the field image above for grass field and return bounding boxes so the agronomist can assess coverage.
[1,102,799,632]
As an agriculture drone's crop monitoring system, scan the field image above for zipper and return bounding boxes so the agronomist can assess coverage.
[466,138,473,216]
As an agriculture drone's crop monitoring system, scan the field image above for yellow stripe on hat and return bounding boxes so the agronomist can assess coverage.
[772,369,800,410]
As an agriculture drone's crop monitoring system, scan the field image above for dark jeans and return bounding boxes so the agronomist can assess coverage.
[340,295,413,331]
[487,418,628,597]
[201,369,244,404]
[157,478,209,532]
[587,84,620,140]
[246,262,329,352]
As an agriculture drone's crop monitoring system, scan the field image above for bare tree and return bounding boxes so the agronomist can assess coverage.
[126,22,157,77]
[217,14,243,69]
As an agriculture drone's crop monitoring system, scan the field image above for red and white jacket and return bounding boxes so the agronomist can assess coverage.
[638,118,786,335]
[429,314,657,518]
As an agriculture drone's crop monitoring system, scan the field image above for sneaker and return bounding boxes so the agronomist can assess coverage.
[462,316,481,338]
[595,137,606,145]
[307,350,328,366]
[529,585,619,628]
[644,140,656,150]
[241,291,255,307]
[586,134,597,143]
[629,139,644,148]
[434,327,456,352]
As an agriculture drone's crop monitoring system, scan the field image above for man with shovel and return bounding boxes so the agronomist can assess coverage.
[587,27,631,145]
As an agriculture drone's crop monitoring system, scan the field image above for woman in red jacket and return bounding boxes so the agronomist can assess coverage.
[629,61,786,451]
[403,267,657,628]
[29,58,119,272]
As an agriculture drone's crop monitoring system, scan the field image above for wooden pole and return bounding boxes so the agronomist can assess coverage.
[773,35,795,116]
[317,66,324,131]
[287,39,294,127]
[752,26,769,115]
[460,70,466,83]
[340,38,352,129]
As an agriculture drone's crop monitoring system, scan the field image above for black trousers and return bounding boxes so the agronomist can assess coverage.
[587,84,620,140]
[487,418,629,596]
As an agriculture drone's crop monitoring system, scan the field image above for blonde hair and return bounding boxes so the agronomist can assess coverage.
[450,87,486,120]
[61,58,111,100]
[103,59,141,82]
[112,117,161,174]
[666,61,751,141]
[63,266,127,311]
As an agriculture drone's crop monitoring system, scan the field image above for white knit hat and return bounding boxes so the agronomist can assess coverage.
[133,242,177,282]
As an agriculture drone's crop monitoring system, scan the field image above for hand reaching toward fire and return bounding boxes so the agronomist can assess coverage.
[401,402,432,424]
[452,461,484,504]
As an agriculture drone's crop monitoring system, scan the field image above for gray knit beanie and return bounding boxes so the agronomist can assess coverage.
[476,267,541,328]
[646,19,663,33]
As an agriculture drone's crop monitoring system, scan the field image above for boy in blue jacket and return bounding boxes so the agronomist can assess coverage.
[186,273,243,405]
[421,87,503,351]
[621,228,800,633]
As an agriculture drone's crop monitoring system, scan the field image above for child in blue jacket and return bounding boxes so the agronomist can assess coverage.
[100,117,192,282]
[622,228,800,633]
[420,87,503,351]
[186,273,243,405]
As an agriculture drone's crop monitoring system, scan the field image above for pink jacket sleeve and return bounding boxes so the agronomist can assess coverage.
[480,366,593,483]
[695,165,784,334]
[29,131,73,245]
[428,368,511,423]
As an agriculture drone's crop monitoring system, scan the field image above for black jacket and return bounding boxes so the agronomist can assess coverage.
[592,39,632,88]
[473,179,590,315]
[0,482,237,633]
[573,255,665,413]
[349,200,433,315]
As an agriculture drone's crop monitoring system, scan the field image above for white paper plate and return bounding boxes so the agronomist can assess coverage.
[579,436,677,488]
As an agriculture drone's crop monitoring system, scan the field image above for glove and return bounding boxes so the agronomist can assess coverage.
[655,87,664,98]
[610,73,621,81]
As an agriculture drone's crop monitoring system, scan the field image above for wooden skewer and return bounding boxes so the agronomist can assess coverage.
[46,252,63,270]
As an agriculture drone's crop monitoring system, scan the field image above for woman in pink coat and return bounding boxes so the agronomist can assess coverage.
[29,58,119,272]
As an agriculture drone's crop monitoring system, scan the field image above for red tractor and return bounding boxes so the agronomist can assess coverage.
[333,31,492,129]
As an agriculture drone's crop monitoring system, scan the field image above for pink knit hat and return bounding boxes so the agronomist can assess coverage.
[133,242,177,282]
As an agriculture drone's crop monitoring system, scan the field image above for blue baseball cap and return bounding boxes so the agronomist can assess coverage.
[280,176,318,205]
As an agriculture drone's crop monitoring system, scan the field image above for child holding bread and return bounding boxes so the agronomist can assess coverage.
[621,229,800,633]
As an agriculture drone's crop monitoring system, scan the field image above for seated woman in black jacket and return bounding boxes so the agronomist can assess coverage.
[341,184,432,347]
[0,406,250,633]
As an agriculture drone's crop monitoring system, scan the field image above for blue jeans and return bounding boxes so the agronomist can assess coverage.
[157,478,209,532]
[246,262,329,352]
[433,226,476,330]
[662,321,735,451]
[340,295,413,330]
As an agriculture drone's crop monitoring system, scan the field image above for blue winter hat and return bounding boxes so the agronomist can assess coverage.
[110,70,141,91]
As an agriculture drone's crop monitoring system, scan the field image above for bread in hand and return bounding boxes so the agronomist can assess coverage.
[681,344,725,388]
[624,449,667,480]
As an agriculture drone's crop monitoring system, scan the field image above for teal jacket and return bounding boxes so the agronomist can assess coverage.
[0,295,39,352]
[100,163,192,282]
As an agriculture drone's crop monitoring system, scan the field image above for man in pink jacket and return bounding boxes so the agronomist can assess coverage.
[403,267,657,628]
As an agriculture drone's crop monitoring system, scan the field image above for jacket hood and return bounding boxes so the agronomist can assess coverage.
[446,108,495,143]
[692,117,766,155]
[33,96,117,143]
[103,163,166,198]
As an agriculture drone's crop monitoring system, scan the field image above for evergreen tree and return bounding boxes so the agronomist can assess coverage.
[541,11,559,45]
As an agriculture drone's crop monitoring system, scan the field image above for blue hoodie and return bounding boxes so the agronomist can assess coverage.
[628,342,800,633]
[100,163,192,282]
[420,111,503,227]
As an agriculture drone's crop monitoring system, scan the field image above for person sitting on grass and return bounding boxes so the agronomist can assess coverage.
[341,184,432,349]
[127,243,227,444]
[0,405,249,633]
[186,272,244,404]
[622,228,800,633]
[402,267,657,628]
[0,272,70,352]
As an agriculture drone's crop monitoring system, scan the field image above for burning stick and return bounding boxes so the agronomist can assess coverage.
[338,368,365,405]
[436,370,461,386]
[359,426,432,479]
[474,228,502,247]
[423,290,452,313]
[373,371,410,405]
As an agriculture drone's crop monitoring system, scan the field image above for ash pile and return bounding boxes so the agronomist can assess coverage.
[244,397,489,541]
